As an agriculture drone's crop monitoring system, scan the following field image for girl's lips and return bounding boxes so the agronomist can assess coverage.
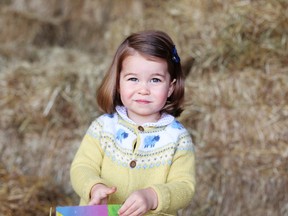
[135,99,150,104]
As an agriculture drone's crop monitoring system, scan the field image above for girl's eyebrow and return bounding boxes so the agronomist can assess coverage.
[124,73,166,78]
[151,73,165,77]
[122,71,167,77]
[122,72,137,77]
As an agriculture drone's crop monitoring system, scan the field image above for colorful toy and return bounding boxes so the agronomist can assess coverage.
[56,205,121,216]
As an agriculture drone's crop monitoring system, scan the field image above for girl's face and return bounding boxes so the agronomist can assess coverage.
[119,53,175,124]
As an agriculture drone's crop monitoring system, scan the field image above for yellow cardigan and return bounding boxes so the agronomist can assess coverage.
[70,106,196,215]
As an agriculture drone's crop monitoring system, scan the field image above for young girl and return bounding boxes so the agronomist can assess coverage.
[70,30,196,216]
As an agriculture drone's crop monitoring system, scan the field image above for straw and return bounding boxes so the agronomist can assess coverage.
[0,0,287,215]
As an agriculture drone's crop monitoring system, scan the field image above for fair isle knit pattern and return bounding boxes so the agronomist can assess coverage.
[71,106,196,215]
[86,106,194,170]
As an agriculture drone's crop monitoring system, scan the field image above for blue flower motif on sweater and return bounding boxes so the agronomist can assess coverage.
[144,135,160,148]
[171,120,184,130]
[116,129,128,143]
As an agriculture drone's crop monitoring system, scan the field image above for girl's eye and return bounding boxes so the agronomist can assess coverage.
[128,77,138,82]
[151,78,161,83]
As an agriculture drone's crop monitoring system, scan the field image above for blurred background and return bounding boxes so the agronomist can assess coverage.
[0,0,287,215]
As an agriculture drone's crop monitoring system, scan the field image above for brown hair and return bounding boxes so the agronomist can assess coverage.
[96,30,185,117]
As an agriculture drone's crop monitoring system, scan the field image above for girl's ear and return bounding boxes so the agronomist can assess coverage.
[168,79,176,97]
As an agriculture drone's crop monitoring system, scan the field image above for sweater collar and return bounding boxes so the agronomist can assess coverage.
[115,106,175,127]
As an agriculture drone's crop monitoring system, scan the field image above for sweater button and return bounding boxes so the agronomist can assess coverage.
[130,160,137,168]
[138,126,144,131]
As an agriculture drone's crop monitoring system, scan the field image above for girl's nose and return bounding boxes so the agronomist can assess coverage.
[138,82,150,95]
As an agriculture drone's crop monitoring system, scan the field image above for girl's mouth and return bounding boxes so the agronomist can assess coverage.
[135,99,150,104]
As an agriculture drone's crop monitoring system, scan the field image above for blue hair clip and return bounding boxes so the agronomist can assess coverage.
[172,46,180,63]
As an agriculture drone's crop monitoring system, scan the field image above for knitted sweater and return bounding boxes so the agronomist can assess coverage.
[70,106,196,216]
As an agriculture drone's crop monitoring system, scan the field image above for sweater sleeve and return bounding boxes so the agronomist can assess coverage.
[70,120,108,204]
[150,132,196,214]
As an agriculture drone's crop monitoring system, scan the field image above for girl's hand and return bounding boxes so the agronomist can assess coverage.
[118,188,158,216]
[88,184,117,205]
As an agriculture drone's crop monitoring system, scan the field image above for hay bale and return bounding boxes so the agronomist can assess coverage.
[180,68,288,215]
[0,47,108,194]
[188,0,288,73]
[0,162,74,216]
[0,0,287,216]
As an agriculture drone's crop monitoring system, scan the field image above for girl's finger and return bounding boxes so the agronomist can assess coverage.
[118,200,135,215]
[88,198,100,205]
